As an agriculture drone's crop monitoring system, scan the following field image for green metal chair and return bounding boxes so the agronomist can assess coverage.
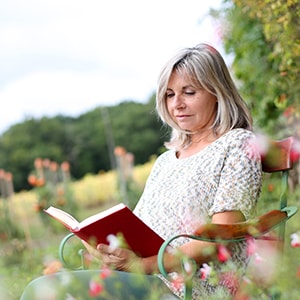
[20,269,172,300]
[157,137,298,299]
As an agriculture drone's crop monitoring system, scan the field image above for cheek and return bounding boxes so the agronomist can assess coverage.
[200,100,217,113]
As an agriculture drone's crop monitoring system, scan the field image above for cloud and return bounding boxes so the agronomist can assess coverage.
[0,0,222,133]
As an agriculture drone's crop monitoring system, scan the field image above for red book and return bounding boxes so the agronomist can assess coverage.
[44,203,164,257]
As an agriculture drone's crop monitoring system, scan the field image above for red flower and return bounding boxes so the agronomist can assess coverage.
[43,260,62,275]
[28,174,37,186]
[100,266,112,279]
[267,183,275,192]
[290,139,300,163]
[89,280,103,297]
[283,106,295,118]
[35,178,45,187]
[217,245,231,263]
[61,161,70,172]
[28,174,45,187]
[114,146,126,156]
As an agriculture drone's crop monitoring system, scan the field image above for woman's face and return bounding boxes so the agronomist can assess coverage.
[166,70,217,133]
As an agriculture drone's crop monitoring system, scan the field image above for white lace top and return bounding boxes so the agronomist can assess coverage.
[134,128,262,299]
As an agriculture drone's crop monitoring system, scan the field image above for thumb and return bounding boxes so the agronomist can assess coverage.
[81,240,102,261]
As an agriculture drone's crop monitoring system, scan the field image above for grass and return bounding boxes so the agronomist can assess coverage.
[0,160,299,299]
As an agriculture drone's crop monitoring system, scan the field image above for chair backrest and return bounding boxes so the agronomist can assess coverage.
[261,137,294,173]
[260,137,294,243]
[261,137,294,208]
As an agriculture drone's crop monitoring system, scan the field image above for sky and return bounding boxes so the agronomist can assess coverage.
[0,0,223,134]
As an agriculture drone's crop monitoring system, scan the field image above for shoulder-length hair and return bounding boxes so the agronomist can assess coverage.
[156,43,252,150]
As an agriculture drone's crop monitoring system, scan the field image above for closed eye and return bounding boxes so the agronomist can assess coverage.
[184,91,195,95]
[166,92,175,98]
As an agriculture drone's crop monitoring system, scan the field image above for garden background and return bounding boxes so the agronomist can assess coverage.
[1,0,300,299]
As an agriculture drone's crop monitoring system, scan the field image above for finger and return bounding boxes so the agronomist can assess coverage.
[81,240,102,261]
[101,253,111,265]
[102,253,120,269]
[81,240,95,253]
[97,243,111,254]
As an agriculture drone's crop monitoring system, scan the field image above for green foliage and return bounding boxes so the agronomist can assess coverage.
[213,0,300,137]
[0,201,24,241]
[0,116,76,191]
[0,170,23,240]
[28,158,78,232]
[0,97,165,192]
[108,96,164,165]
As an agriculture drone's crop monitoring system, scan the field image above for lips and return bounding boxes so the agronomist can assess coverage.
[176,114,191,120]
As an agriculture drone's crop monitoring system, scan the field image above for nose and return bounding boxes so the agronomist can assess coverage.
[172,94,185,109]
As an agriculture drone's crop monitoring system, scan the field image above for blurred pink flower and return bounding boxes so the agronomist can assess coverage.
[100,266,112,279]
[290,233,300,248]
[43,260,62,275]
[89,279,103,297]
[106,234,121,250]
[217,245,231,262]
[246,134,269,160]
[246,238,256,256]
[171,274,184,291]
[247,239,280,287]
[219,271,240,295]
[290,139,300,163]
[254,252,264,263]
[200,263,212,280]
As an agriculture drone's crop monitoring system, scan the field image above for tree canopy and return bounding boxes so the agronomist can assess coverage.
[0,96,167,191]
[213,0,300,136]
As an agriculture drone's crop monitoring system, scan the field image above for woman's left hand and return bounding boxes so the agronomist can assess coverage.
[97,244,143,272]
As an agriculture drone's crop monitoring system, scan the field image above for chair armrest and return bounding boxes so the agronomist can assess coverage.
[193,209,291,241]
[157,207,298,279]
[59,233,86,270]
[282,206,298,219]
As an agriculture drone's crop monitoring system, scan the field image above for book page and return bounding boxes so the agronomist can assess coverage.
[44,206,80,230]
[79,203,126,229]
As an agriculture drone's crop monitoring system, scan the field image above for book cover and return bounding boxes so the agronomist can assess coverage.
[44,203,164,257]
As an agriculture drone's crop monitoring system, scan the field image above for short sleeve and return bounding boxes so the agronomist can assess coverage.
[208,132,262,219]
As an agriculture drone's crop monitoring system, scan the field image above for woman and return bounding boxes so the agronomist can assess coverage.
[88,43,262,299]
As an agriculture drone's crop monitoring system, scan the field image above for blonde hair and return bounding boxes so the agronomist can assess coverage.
[156,43,252,150]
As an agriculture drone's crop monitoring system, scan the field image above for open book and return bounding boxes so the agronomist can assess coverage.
[44,203,164,257]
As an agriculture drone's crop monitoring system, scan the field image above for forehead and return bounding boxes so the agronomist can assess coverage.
[167,69,197,88]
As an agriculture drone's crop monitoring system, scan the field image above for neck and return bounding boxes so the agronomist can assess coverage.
[190,129,215,145]
[177,130,217,159]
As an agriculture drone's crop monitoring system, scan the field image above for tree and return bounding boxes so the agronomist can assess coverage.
[0,97,165,191]
[212,0,300,137]
[108,96,165,164]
